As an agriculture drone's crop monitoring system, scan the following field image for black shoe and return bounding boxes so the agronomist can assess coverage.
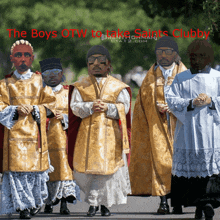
[30,206,41,216]
[60,198,70,215]
[60,206,70,215]
[203,204,214,220]
[195,206,203,219]
[20,209,31,219]
[157,202,170,214]
[172,206,183,214]
[101,205,111,216]
[44,204,53,214]
[87,206,99,217]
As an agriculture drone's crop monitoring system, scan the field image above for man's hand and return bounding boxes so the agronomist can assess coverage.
[157,103,170,114]
[92,99,108,112]
[55,110,64,120]
[193,93,211,106]
[17,104,33,116]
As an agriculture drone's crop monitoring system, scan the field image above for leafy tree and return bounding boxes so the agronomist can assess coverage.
[0,0,219,84]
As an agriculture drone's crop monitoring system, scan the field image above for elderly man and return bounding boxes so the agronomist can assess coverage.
[0,40,56,219]
[40,58,80,215]
[166,39,220,220]
[69,45,131,217]
[129,36,187,214]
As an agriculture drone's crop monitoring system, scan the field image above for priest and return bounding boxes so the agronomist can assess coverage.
[129,36,187,214]
[69,45,132,217]
[0,39,56,219]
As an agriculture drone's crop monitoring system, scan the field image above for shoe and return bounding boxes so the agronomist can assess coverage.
[195,206,203,219]
[172,206,183,214]
[101,205,111,216]
[20,209,31,219]
[157,202,170,214]
[44,204,53,214]
[60,206,70,215]
[60,198,70,215]
[87,206,99,217]
[30,206,41,216]
[203,204,214,220]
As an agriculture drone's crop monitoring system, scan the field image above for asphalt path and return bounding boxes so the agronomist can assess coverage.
[1,185,220,220]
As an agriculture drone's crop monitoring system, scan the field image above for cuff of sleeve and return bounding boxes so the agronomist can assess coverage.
[209,98,216,110]
[89,103,94,115]
[106,103,119,119]
[187,99,195,112]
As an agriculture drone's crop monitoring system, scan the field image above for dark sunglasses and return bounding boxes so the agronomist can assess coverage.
[88,56,107,64]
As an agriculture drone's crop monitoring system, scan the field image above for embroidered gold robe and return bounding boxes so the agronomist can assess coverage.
[129,62,187,196]
[72,75,130,175]
[47,86,73,181]
[0,72,56,172]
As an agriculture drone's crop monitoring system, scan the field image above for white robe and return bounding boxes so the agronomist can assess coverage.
[166,68,220,178]
[70,77,131,207]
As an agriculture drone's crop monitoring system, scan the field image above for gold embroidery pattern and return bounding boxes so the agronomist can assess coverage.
[73,75,130,175]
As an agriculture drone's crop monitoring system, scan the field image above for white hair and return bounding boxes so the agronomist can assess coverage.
[11,39,33,54]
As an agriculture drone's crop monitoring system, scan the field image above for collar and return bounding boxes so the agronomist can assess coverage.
[190,65,211,74]
[96,77,107,84]
[14,69,33,80]
[159,63,176,80]
[159,62,175,73]
[52,84,63,92]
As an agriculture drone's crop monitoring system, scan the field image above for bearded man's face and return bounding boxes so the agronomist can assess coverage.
[156,47,177,67]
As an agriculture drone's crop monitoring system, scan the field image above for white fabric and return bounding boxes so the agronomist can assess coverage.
[166,68,220,178]
[159,63,175,81]
[70,77,130,119]
[0,171,49,214]
[74,153,131,207]
[14,69,33,80]
[45,180,81,205]
[51,84,63,93]
[159,63,176,98]
[0,106,17,129]
[61,114,68,130]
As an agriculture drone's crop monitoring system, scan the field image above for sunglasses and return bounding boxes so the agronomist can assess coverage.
[42,69,62,75]
[88,56,107,64]
[156,49,175,55]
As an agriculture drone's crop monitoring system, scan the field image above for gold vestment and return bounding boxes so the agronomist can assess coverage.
[47,86,73,181]
[73,75,130,175]
[1,72,56,172]
[129,62,187,196]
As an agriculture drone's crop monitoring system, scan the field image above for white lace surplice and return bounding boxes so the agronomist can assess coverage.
[74,153,131,207]
[166,68,220,178]
[70,77,131,207]
[45,180,81,205]
[1,171,49,214]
